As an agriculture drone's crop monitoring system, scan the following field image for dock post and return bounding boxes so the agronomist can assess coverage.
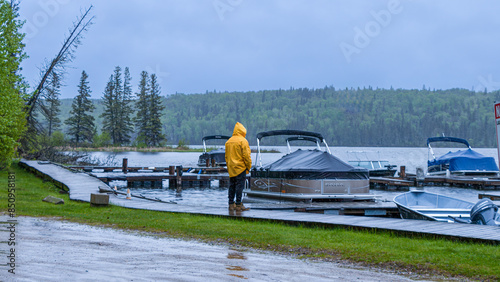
[169,166,175,188]
[122,158,128,174]
[206,158,210,167]
[399,166,406,179]
[416,167,425,189]
[176,166,183,192]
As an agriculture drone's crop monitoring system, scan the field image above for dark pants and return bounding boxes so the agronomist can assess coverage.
[228,171,246,205]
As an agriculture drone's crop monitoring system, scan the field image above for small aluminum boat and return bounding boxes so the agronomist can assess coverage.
[394,190,474,222]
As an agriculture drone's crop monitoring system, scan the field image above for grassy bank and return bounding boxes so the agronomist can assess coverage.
[1,163,499,280]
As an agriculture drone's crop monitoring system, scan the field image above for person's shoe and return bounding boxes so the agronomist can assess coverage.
[228,203,236,211]
[236,203,250,211]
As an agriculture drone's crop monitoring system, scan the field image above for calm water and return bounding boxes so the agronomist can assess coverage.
[83,146,499,207]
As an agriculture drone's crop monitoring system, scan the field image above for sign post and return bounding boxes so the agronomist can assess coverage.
[494,102,500,169]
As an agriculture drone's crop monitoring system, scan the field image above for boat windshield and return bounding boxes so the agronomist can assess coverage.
[349,161,373,169]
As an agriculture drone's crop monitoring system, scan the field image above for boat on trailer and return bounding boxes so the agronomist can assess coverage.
[197,135,231,167]
[247,130,375,201]
[426,136,499,176]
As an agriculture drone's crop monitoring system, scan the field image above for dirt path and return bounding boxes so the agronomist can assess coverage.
[0,216,430,281]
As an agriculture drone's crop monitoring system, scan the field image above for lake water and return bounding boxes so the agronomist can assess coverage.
[82,146,500,174]
[82,146,499,208]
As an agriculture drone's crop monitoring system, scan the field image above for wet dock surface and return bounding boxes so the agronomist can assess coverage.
[19,160,500,244]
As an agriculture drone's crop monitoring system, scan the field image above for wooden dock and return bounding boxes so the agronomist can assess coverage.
[69,159,500,191]
[369,177,413,190]
[404,175,500,190]
[18,160,500,244]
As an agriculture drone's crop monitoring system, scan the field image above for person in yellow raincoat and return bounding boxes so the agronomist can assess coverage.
[225,122,252,211]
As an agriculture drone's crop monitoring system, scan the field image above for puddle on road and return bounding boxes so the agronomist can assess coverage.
[226,249,249,279]
[0,216,427,281]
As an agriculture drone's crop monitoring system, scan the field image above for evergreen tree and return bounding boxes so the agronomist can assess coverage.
[118,67,134,144]
[0,0,27,167]
[134,72,165,146]
[100,66,134,145]
[65,70,95,146]
[41,71,61,136]
[135,71,150,145]
[101,75,118,144]
[148,73,165,146]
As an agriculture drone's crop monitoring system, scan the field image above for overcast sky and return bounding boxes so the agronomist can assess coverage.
[18,0,500,99]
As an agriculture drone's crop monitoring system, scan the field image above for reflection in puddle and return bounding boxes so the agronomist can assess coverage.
[226,250,249,279]
[228,273,248,279]
[227,250,247,260]
[226,265,249,271]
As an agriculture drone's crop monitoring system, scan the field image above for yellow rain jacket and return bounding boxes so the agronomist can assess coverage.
[225,122,252,177]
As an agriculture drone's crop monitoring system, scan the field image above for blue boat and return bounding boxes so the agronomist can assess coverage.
[426,136,499,176]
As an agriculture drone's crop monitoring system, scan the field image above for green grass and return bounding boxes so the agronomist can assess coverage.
[1,163,499,280]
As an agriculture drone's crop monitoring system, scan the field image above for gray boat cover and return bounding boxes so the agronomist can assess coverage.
[253,149,368,179]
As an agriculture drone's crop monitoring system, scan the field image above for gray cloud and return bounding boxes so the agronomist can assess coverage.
[19,0,500,98]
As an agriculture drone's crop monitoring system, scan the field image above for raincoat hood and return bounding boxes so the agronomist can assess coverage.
[232,122,246,138]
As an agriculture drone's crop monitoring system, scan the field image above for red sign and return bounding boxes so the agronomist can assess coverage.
[495,103,500,119]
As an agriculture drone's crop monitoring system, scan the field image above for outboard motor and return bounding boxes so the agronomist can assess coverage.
[470,199,500,226]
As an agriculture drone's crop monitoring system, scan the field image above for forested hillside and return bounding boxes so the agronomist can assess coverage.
[58,87,500,147]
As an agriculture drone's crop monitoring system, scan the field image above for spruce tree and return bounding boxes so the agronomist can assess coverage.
[101,75,118,144]
[134,72,165,146]
[148,73,166,146]
[41,71,61,136]
[135,71,150,145]
[100,66,134,146]
[118,67,134,144]
[65,70,95,146]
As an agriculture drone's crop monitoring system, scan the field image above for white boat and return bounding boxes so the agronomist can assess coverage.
[347,151,397,177]
[248,130,375,201]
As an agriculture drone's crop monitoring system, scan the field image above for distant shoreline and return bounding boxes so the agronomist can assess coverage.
[55,146,280,153]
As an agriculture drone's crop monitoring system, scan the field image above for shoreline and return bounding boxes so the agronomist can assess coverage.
[56,146,280,153]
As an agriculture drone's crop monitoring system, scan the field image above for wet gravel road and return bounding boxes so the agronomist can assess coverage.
[0,216,430,281]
